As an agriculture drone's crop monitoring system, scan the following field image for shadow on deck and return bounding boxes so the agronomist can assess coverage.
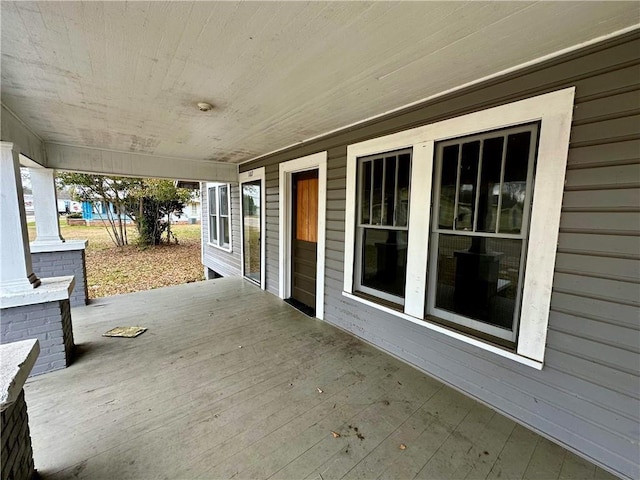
[24,278,615,479]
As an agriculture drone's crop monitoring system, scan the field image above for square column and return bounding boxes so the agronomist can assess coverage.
[1,143,76,375]
[29,167,89,306]
[0,142,40,291]
[29,167,64,246]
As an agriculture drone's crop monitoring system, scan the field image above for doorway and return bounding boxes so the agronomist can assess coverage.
[278,152,327,319]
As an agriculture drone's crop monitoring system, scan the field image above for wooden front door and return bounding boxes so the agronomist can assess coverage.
[291,170,318,314]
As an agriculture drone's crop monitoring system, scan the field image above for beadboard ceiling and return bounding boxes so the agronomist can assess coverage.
[1,1,638,164]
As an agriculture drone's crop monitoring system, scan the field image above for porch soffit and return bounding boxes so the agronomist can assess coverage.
[2,103,236,181]
[44,143,238,183]
[1,1,638,172]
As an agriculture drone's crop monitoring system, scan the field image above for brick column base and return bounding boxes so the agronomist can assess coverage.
[31,249,88,307]
[1,299,74,375]
[1,389,35,480]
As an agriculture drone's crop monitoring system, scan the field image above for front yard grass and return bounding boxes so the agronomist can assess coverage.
[28,221,204,299]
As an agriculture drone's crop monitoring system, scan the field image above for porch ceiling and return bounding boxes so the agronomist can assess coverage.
[1,1,638,167]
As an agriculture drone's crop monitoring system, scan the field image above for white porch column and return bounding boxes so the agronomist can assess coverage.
[29,167,65,246]
[0,142,41,290]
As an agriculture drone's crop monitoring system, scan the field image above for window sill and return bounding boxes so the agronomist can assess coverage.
[207,242,232,253]
[352,290,403,312]
[341,291,543,370]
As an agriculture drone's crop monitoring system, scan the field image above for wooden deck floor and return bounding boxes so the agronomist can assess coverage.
[24,278,616,480]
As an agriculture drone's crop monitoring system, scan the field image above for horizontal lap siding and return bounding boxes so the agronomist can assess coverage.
[265,167,280,295]
[201,183,242,278]
[240,32,640,479]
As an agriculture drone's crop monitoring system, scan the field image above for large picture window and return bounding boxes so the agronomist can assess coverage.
[355,149,411,304]
[208,183,231,251]
[343,88,575,367]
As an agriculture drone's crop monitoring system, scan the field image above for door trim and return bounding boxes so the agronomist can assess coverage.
[279,151,327,320]
[239,167,266,290]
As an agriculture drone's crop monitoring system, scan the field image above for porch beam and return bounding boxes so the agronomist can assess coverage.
[29,167,65,246]
[45,143,238,183]
[0,142,41,291]
[0,105,46,167]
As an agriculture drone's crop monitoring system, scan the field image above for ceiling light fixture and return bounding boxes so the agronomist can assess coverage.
[197,102,213,112]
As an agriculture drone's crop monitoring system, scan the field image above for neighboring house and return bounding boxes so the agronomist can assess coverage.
[56,199,67,213]
[24,193,80,216]
[24,188,76,215]
[173,181,203,224]
[187,197,201,222]
[177,195,201,224]
[200,33,639,479]
[81,199,199,225]
[56,189,74,214]
[81,201,134,225]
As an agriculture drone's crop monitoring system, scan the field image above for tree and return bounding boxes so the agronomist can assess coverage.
[57,173,192,248]
[57,173,140,247]
[132,179,192,246]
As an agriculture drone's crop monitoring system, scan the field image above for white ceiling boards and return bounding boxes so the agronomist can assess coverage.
[1,2,638,167]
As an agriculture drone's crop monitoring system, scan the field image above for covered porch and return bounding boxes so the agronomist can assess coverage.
[25,278,614,480]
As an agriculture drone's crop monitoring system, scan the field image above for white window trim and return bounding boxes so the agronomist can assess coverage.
[239,167,266,290]
[206,182,232,253]
[344,87,576,367]
[279,151,327,320]
[345,140,434,318]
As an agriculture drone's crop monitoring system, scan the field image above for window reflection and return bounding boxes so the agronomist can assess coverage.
[456,141,480,230]
[438,145,458,229]
[435,234,523,330]
[371,158,383,223]
[242,181,261,283]
[499,132,531,233]
[396,154,411,227]
[361,229,408,298]
[361,161,371,224]
[477,137,503,233]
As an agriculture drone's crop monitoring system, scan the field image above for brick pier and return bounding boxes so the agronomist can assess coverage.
[1,390,35,480]
[30,240,89,307]
[0,277,75,376]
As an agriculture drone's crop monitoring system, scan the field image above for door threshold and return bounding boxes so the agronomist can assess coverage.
[284,298,315,318]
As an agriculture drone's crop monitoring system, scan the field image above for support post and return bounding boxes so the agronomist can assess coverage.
[30,167,65,246]
[0,142,40,291]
